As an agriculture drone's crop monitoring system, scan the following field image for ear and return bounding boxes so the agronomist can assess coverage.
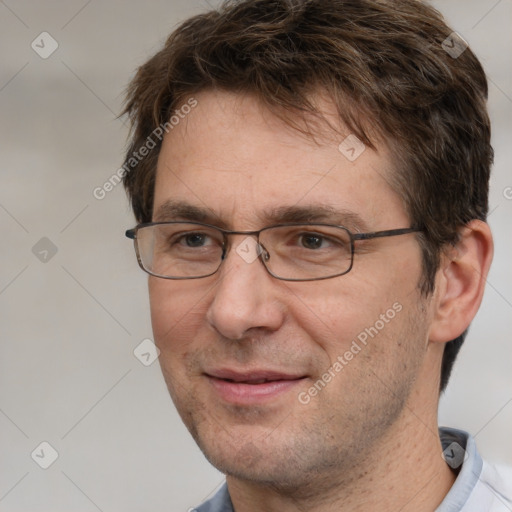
[428,220,494,343]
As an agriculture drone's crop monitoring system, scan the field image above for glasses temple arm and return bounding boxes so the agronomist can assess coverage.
[352,227,422,241]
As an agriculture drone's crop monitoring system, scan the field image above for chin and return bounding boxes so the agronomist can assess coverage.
[201,435,305,487]
[189,417,331,491]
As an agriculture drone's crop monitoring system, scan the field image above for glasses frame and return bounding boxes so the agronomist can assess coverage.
[125,221,422,282]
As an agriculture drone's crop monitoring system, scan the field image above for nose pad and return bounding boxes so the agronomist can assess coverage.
[258,242,270,262]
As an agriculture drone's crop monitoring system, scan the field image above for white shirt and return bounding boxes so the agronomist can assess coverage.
[194,427,512,511]
[436,428,512,511]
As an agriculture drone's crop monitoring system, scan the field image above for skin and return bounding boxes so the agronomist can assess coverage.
[148,90,493,511]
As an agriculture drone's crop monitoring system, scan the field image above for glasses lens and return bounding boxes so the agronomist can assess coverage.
[260,225,353,280]
[136,223,224,278]
[134,223,353,280]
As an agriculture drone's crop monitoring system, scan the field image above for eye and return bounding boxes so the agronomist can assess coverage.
[175,232,217,248]
[298,233,331,250]
[180,233,210,247]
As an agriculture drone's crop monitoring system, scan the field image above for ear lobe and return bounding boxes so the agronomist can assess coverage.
[428,220,494,344]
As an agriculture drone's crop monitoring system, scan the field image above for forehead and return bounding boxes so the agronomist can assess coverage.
[153,90,408,229]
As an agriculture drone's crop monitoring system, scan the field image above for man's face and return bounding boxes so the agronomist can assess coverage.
[149,90,430,490]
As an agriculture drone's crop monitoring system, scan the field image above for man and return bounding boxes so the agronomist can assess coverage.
[122,0,510,510]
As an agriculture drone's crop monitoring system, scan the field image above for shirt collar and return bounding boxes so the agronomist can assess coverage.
[436,426,484,511]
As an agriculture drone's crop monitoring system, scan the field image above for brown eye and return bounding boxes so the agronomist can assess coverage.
[299,234,325,250]
[181,233,209,247]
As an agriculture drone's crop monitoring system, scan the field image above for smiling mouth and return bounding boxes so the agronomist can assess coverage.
[204,370,308,403]
[226,378,278,384]
[205,369,306,383]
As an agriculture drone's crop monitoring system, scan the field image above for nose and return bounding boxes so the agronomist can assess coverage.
[205,236,285,340]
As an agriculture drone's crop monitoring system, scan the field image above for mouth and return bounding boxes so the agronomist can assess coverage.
[204,369,308,404]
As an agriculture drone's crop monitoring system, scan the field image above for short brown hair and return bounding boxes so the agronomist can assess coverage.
[122,0,492,391]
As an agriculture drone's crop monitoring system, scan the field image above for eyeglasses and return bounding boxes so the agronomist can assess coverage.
[125,222,421,282]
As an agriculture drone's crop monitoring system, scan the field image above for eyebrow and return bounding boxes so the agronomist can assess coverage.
[153,199,370,232]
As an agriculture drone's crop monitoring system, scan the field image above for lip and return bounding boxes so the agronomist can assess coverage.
[204,368,307,405]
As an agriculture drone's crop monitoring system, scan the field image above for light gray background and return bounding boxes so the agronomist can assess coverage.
[1,1,511,510]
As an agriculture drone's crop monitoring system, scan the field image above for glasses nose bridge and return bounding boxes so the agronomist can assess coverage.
[220,227,263,249]
[223,227,261,237]
[220,228,270,267]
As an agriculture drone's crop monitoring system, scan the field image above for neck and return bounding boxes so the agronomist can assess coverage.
[227,394,455,511]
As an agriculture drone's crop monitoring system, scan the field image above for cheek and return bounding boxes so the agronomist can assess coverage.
[149,280,212,411]
[288,271,416,372]
[148,278,208,353]
[288,277,384,345]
